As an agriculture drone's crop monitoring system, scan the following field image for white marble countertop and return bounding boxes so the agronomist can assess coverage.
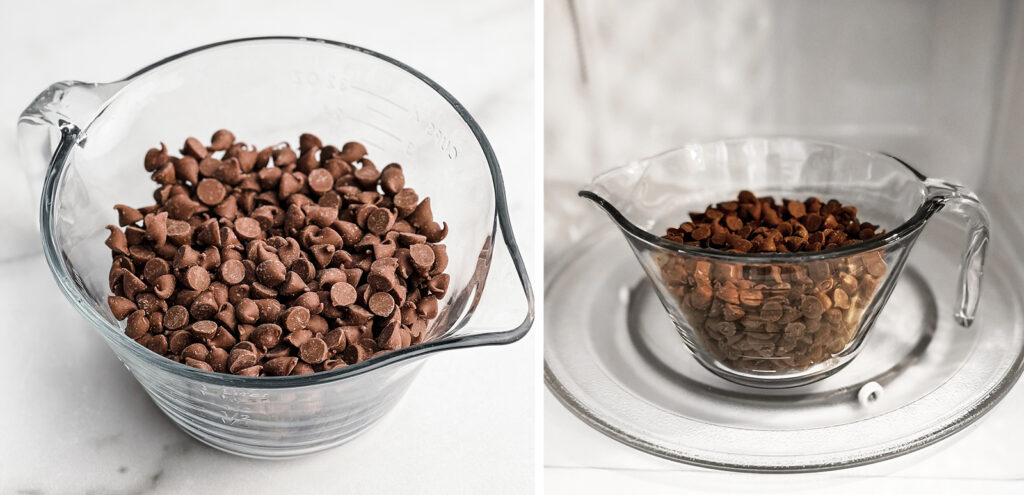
[0,1,536,494]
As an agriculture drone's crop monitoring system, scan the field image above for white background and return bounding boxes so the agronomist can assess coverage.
[0,1,536,494]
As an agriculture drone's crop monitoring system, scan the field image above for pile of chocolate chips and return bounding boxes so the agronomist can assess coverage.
[664,190,883,253]
[658,191,887,372]
[105,130,450,376]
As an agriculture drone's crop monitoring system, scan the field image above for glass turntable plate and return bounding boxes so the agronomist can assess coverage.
[544,219,1024,472]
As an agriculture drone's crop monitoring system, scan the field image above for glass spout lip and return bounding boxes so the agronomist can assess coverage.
[38,36,534,389]
[579,136,941,263]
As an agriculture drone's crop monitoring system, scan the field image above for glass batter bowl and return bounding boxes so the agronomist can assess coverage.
[580,137,988,387]
[18,37,533,458]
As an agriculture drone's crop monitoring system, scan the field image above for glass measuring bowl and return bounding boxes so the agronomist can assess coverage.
[580,137,988,388]
[18,37,534,458]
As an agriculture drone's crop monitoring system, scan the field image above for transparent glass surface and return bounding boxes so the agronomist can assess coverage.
[580,138,989,387]
[19,38,533,458]
[544,223,1024,472]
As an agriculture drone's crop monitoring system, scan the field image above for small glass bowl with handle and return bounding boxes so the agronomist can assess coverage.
[19,37,534,458]
[581,137,988,388]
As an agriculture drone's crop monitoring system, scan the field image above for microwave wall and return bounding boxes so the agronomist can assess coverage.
[545,0,1021,197]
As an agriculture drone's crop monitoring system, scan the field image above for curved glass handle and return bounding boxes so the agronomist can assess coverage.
[10,80,125,262]
[924,178,991,327]
[18,81,124,199]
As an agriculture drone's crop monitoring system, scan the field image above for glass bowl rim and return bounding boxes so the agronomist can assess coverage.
[38,36,533,389]
[579,136,941,263]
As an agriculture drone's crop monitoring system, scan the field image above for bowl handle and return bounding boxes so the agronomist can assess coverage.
[924,178,991,327]
[11,80,125,260]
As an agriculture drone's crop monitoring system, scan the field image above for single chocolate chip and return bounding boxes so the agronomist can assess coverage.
[185,357,214,371]
[427,274,450,298]
[207,347,229,372]
[153,274,176,299]
[256,259,287,287]
[144,143,169,171]
[182,137,209,160]
[254,298,284,322]
[195,179,226,206]
[228,348,258,374]
[125,310,149,339]
[294,292,324,315]
[105,226,129,255]
[430,244,448,275]
[114,204,143,226]
[305,205,338,228]
[108,296,138,320]
[235,298,260,324]
[393,189,419,217]
[323,328,346,350]
[377,321,403,350]
[184,265,211,291]
[368,292,395,317]
[284,329,313,349]
[330,282,357,307]
[234,217,262,241]
[417,295,438,319]
[182,343,209,362]
[219,259,246,285]
[786,200,806,219]
[280,270,307,299]
[168,330,193,354]
[343,342,370,364]
[190,291,218,320]
[408,198,434,228]
[339,142,367,163]
[299,133,323,154]
[299,338,329,364]
[379,163,405,196]
[291,362,314,375]
[121,271,148,301]
[365,208,394,235]
[165,220,192,246]
[264,356,299,376]
[409,244,435,272]
[283,306,311,332]
[278,172,303,198]
[151,163,176,185]
[251,323,283,349]
[308,168,334,194]
[165,305,190,330]
[210,129,235,151]
[190,320,218,340]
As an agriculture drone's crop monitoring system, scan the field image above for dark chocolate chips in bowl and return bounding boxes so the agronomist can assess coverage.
[105,130,451,376]
[657,191,888,373]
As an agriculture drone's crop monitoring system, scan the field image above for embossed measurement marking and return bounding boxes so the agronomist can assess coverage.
[220,411,251,427]
[292,70,459,161]
[347,114,403,142]
[415,109,459,160]
[292,70,353,93]
[198,384,268,428]
[350,84,409,112]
